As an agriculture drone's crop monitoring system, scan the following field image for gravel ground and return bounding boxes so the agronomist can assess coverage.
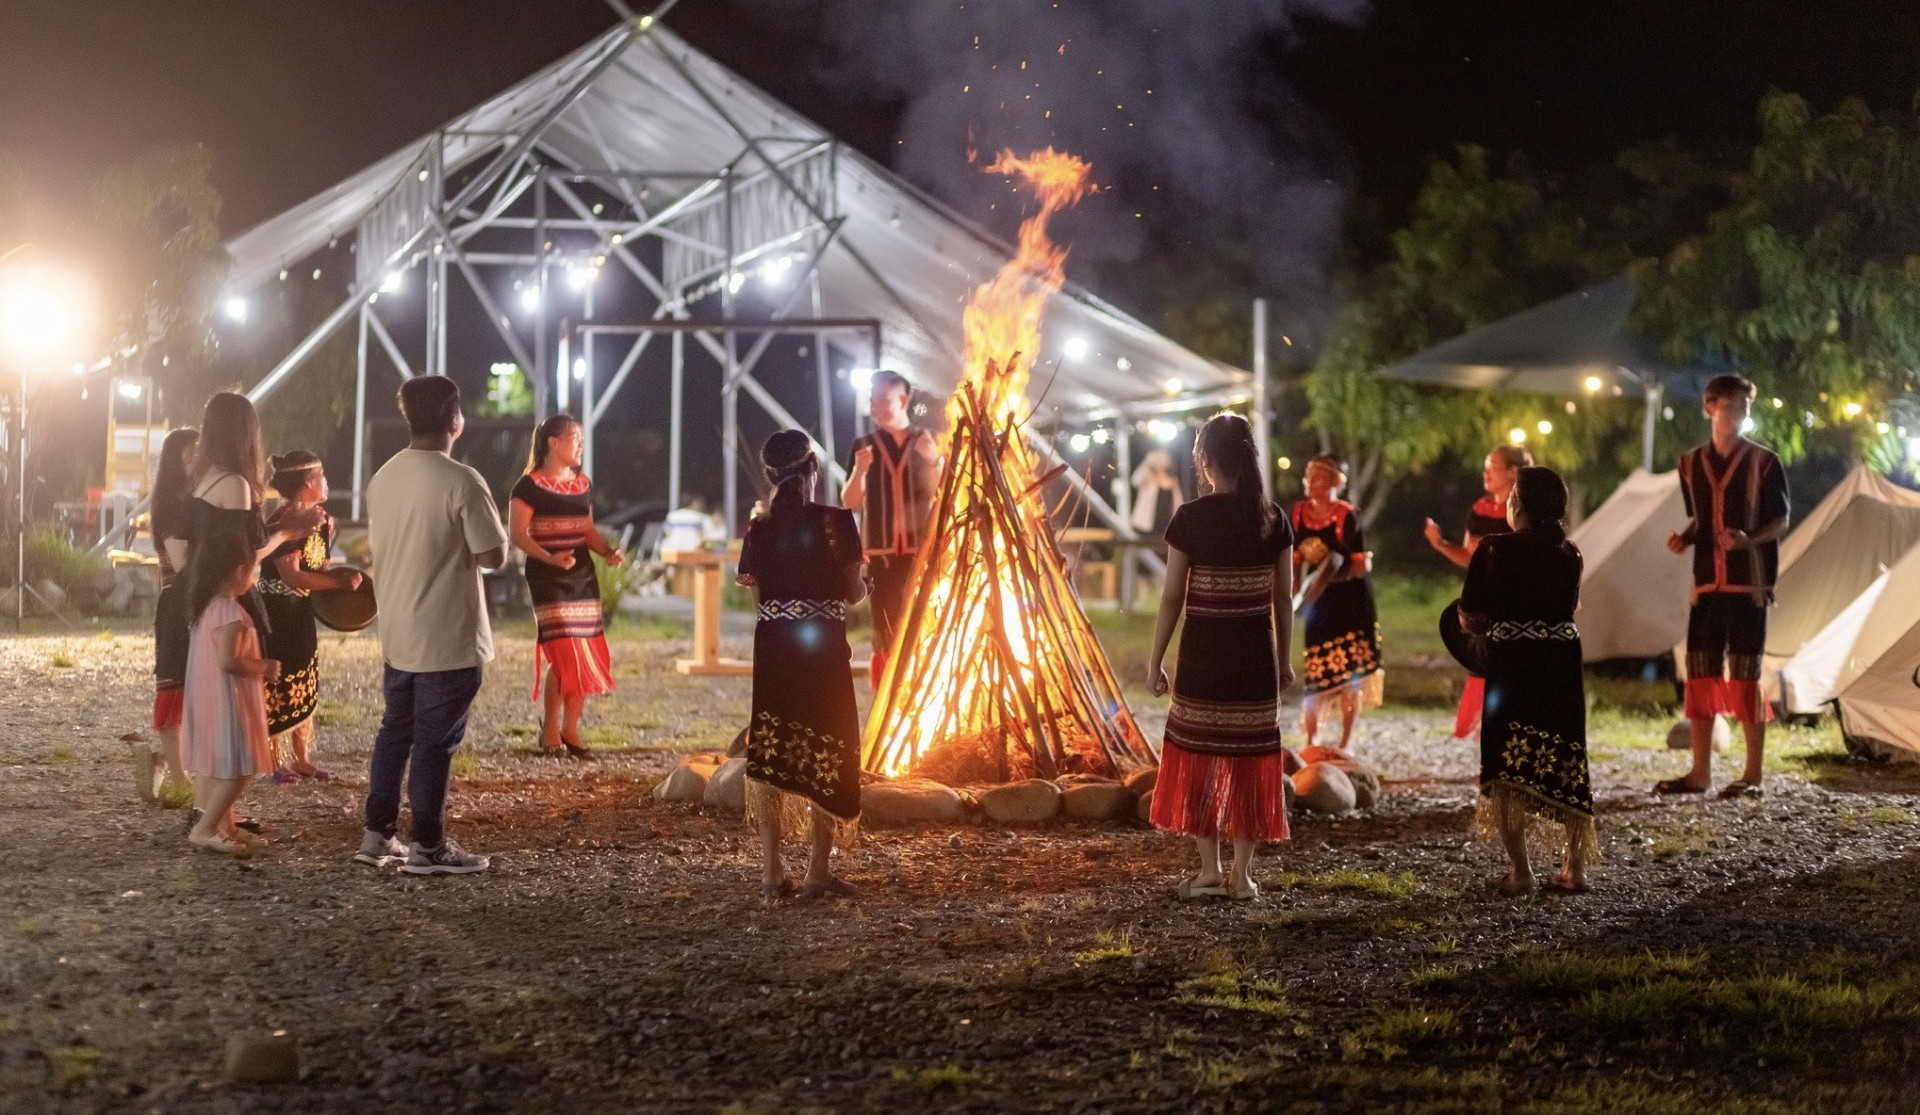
[4,629,1920,1113]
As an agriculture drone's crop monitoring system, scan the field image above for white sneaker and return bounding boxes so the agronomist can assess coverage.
[401,838,489,876]
[353,830,408,867]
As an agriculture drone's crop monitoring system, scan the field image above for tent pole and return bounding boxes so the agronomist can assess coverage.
[669,329,684,509]
[353,304,369,521]
[535,174,550,423]
[1116,421,1135,614]
[1643,381,1663,472]
[582,286,596,473]
[811,270,837,503]
[723,333,739,533]
[1252,296,1271,495]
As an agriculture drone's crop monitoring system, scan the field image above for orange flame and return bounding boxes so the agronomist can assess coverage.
[952,147,1094,437]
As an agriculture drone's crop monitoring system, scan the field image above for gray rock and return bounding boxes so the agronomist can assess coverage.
[702,756,748,814]
[1344,766,1381,810]
[652,760,716,803]
[1292,762,1356,814]
[1135,789,1155,823]
[1122,766,1159,795]
[979,779,1063,824]
[1666,718,1732,751]
[224,1033,300,1084]
[861,778,967,825]
[1061,782,1136,822]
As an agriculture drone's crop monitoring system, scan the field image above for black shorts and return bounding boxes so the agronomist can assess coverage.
[1686,593,1767,682]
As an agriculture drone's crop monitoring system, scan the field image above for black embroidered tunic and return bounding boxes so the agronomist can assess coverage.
[847,427,938,556]
[259,508,332,737]
[1676,439,1790,601]
[1290,499,1383,715]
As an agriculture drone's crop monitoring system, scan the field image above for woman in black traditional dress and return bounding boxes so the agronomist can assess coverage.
[1449,466,1594,894]
[1426,442,1531,740]
[259,452,361,780]
[510,415,623,758]
[736,429,867,900]
[1291,455,1382,758]
[1147,414,1294,902]
[140,426,200,805]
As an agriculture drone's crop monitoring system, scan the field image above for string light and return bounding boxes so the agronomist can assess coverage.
[1508,427,1527,445]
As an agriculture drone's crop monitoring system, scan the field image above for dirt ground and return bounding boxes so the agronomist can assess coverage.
[4,627,1920,1114]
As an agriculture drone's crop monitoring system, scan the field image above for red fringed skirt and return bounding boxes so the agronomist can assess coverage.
[1150,742,1291,843]
[1683,678,1771,724]
[532,634,615,699]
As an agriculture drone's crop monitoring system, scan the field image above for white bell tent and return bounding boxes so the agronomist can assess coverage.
[1567,469,1692,662]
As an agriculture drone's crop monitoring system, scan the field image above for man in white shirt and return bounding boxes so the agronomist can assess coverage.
[355,375,510,875]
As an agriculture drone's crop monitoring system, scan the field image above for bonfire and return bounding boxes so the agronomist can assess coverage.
[860,149,1155,782]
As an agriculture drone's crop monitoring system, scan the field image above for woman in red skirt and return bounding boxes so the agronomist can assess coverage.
[1148,413,1295,901]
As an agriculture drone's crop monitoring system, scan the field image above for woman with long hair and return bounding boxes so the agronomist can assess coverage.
[1449,466,1594,894]
[180,393,322,631]
[259,451,361,780]
[1427,442,1532,741]
[509,414,623,757]
[1148,413,1295,901]
[139,426,201,805]
[736,429,867,899]
[1291,454,1383,758]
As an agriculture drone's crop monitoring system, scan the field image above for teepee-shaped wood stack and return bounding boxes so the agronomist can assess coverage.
[860,369,1153,781]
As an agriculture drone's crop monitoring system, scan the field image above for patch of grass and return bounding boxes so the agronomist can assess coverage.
[1274,868,1423,900]
[1430,935,1460,956]
[50,1044,102,1088]
[48,653,74,668]
[1341,1007,1462,1062]
[313,700,355,727]
[1175,970,1306,1026]
[1838,803,1920,827]
[1515,1080,1801,1115]
[1507,950,1708,997]
[1191,1057,1260,1087]
[1648,817,1719,858]
[1379,917,1428,936]
[891,1064,979,1092]
[0,1015,17,1036]
[449,750,480,778]
[1311,1064,1502,1107]
[1574,966,1920,1064]
[1074,927,1135,965]
[1408,963,1465,990]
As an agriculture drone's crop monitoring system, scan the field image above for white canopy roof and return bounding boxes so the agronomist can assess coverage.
[1568,469,1693,662]
[222,21,1245,411]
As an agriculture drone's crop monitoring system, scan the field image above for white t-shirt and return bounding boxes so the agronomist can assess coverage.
[366,448,510,673]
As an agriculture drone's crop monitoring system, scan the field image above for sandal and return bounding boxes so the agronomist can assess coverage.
[1717,780,1763,800]
[1227,880,1262,903]
[1653,778,1708,795]
[1487,872,1533,895]
[561,733,596,761]
[1543,876,1590,895]
[1177,876,1228,901]
[761,879,796,900]
[271,770,299,785]
[801,878,856,900]
[188,831,250,857]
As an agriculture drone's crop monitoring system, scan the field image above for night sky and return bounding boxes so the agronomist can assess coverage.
[5,1,1916,244]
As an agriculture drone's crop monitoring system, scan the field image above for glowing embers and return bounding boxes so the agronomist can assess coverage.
[861,148,1149,781]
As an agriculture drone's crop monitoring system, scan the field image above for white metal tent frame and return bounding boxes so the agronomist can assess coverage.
[217,12,1253,540]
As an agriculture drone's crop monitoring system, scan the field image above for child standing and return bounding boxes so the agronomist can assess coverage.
[260,452,360,781]
[1148,414,1295,902]
[1291,455,1383,758]
[180,530,279,855]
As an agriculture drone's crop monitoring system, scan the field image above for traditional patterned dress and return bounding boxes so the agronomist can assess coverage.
[259,508,332,738]
[1458,529,1596,863]
[847,425,938,685]
[152,530,189,731]
[1149,494,1294,842]
[1676,438,1789,723]
[1451,495,1514,739]
[736,502,864,840]
[511,471,613,698]
[1291,499,1383,724]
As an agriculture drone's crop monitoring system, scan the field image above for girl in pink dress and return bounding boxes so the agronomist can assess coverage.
[181,530,279,855]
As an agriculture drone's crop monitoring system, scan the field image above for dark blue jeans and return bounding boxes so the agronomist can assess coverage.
[363,664,484,850]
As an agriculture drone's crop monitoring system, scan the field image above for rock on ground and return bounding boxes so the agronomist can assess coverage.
[1123,766,1159,795]
[224,1033,300,1084]
[1061,781,1135,821]
[653,757,720,803]
[860,778,967,825]
[1135,789,1154,823]
[702,756,748,813]
[1667,718,1732,751]
[979,779,1062,824]
[1292,762,1356,814]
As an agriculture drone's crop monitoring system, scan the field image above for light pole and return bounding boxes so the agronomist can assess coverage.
[0,250,91,627]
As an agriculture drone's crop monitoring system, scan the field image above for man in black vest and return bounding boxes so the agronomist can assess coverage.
[842,370,942,688]
[1658,373,1790,799]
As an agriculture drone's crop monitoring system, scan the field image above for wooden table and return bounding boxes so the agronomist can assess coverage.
[661,546,752,676]
[1058,526,1118,602]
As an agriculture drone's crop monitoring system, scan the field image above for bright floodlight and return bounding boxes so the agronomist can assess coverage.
[1091,427,1110,445]
[1115,356,1132,372]
[1147,419,1179,444]
[223,296,248,323]
[380,272,404,294]
[1068,433,1092,453]
[727,272,746,296]
[0,263,88,364]
[1582,375,1602,393]
[1162,376,1183,396]
[760,255,795,286]
[572,358,587,382]
[1062,336,1090,361]
[1741,416,1757,433]
[1508,427,1527,445]
[1843,400,1864,418]
[117,380,143,400]
[1876,421,1891,435]
[848,367,876,395]
[519,287,540,312]
[1536,420,1553,435]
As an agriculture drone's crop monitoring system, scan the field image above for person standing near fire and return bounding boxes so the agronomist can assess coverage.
[841,370,943,688]
[1425,443,1531,741]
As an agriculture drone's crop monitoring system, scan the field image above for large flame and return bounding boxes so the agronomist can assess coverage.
[950,148,1094,438]
[862,148,1148,781]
